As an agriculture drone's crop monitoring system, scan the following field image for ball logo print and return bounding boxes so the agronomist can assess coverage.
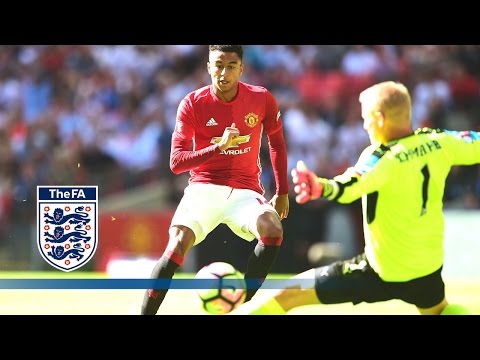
[194,262,246,314]
[37,186,98,272]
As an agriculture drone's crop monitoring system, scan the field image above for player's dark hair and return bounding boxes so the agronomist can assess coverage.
[209,45,244,61]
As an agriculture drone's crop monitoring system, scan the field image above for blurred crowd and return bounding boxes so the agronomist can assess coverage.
[1,45,480,259]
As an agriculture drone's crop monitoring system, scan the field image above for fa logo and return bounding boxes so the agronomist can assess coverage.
[37,186,98,272]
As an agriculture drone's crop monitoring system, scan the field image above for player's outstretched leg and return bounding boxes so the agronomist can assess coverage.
[231,269,320,315]
[244,235,282,302]
[230,293,287,315]
[441,304,471,315]
[141,251,184,315]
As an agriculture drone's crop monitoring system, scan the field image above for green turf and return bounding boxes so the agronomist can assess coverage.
[0,272,478,315]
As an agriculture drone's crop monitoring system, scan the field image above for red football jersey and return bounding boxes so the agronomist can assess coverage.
[170,81,288,196]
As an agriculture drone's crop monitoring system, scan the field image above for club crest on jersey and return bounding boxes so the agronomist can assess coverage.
[37,186,98,272]
[244,112,259,128]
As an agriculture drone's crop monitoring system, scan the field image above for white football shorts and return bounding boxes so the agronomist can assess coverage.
[170,183,278,245]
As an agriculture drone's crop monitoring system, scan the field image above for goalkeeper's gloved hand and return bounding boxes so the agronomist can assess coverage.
[291,160,323,204]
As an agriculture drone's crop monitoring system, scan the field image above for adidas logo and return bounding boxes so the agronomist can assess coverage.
[206,118,218,126]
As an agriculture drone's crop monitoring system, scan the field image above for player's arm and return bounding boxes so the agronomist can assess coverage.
[291,160,340,204]
[267,129,289,219]
[170,99,237,174]
[264,91,289,218]
[267,130,289,196]
[442,129,480,165]
[264,91,289,197]
[292,146,387,204]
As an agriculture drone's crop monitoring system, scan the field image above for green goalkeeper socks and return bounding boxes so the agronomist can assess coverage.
[231,297,287,315]
[441,304,471,315]
[250,298,287,315]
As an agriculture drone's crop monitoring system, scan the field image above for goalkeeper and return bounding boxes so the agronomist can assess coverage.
[231,81,477,315]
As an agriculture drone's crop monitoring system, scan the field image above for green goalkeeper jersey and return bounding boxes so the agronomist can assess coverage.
[328,128,480,281]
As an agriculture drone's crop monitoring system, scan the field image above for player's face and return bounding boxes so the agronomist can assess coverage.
[207,50,243,98]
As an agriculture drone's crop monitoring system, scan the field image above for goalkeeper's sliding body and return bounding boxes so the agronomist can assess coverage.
[231,81,479,315]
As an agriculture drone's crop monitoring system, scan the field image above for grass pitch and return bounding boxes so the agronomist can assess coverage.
[0,272,478,315]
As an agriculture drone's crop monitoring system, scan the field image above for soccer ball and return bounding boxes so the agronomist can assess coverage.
[194,261,246,314]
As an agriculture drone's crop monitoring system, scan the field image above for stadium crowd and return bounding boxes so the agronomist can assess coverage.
[1,45,480,267]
